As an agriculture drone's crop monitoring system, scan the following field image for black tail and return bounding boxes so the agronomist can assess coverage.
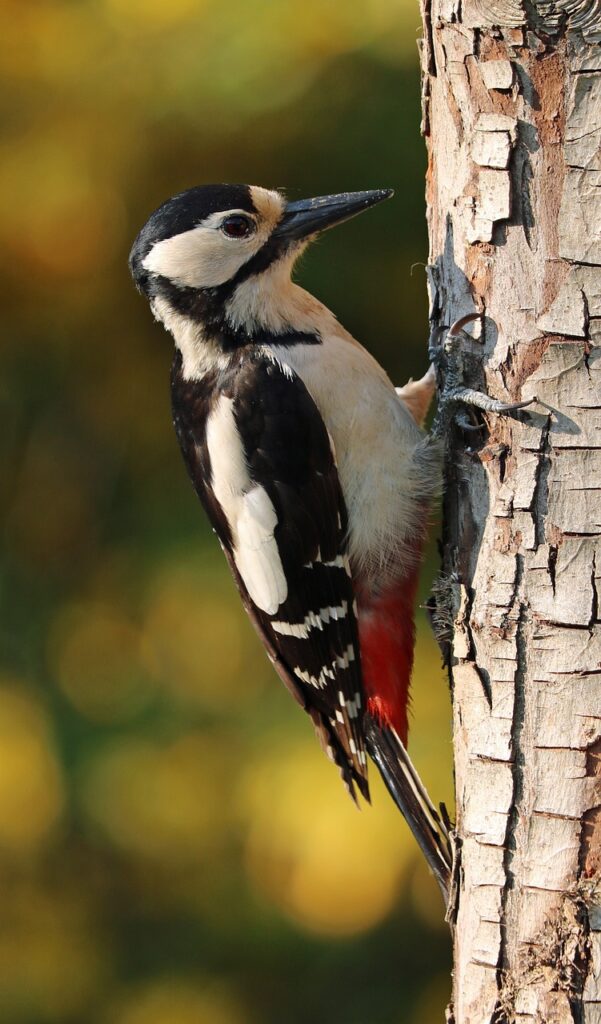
[364,713,452,903]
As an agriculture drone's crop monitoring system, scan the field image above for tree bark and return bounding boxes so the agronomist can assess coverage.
[418,2,601,1020]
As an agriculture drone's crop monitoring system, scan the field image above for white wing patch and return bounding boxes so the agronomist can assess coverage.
[235,485,287,614]
[206,396,287,615]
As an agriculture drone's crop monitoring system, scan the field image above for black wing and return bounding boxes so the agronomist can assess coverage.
[171,349,369,802]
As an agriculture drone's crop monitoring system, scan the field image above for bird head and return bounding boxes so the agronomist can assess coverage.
[129,183,393,345]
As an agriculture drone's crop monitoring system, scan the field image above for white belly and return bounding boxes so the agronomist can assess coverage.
[268,329,439,588]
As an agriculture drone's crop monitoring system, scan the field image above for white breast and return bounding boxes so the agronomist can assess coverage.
[268,324,439,589]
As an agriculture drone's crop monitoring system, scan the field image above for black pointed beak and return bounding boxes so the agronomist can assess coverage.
[272,188,394,242]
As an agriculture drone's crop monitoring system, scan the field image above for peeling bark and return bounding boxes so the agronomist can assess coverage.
[419,1,601,1020]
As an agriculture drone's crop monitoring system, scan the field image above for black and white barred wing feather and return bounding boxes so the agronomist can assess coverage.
[171,351,369,801]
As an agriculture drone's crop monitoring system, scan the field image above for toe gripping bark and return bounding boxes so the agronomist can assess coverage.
[430,313,537,437]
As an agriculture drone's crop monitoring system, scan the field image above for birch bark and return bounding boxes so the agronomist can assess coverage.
[418,2,601,1019]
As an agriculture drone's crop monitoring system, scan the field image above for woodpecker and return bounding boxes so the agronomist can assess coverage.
[130,184,452,897]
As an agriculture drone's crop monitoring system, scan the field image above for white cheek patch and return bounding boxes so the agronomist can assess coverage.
[206,395,287,615]
[142,209,270,290]
[142,224,253,289]
[142,190,285,294]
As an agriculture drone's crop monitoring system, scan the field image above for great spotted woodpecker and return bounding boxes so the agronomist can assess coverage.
[130,184,452,898]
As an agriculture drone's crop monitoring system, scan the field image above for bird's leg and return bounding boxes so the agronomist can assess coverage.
[430,313,537,439]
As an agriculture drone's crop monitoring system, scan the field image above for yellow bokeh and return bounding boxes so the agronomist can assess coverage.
[143,560,267,708]
[409,855,449,932]
[106,978,249,1024]
[104,0,208,30]
[81,733,231,863]
[0,878,107,1021]
[241,736,415,937]
[0,684,64,856]
[407,619,454,810]
[0,129,126,279]
[49,601,155,723]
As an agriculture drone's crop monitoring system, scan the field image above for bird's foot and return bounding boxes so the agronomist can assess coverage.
[431,313,537,438]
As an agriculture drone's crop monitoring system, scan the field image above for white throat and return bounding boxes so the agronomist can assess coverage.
[224,259,339,337]
[151,296,228,380]
[151,256,342,380]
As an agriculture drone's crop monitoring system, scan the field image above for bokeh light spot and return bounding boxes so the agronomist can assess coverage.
[0,879,107,1022]
[49,601,155,723]
[0,136,125,279]
[106,978,249,1024]
[241,738,414,937]
[0,684,64,856]
[81,733,230,864]
[143,562,265,709]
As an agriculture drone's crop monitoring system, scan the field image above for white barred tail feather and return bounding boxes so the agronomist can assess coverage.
[364,713,452,902]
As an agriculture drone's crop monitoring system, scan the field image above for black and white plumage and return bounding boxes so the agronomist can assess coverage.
[130,183,451,898]
[171,348,368,799]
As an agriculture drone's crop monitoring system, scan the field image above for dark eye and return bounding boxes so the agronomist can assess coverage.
[221,215,255,238]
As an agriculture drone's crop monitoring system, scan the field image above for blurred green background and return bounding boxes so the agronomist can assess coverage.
[1,1,453,1021]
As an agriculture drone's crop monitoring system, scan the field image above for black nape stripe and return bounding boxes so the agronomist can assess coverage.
[259,329,321,349]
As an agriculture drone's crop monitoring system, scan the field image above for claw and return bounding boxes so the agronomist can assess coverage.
[454,410,484,432]
[450,387,537,415]
[447,313,481,337]
[431,311,538,440]
[444,313,482,353]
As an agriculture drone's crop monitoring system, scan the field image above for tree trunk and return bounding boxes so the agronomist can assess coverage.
[418,3,601,1020]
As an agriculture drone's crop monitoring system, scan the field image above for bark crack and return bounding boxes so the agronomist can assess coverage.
[589,551,598,635]
[465,583,494,706]
[494,561,527,1023]
[580,738,601,878]
[549,543,558,595]
[531,414,553,551]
